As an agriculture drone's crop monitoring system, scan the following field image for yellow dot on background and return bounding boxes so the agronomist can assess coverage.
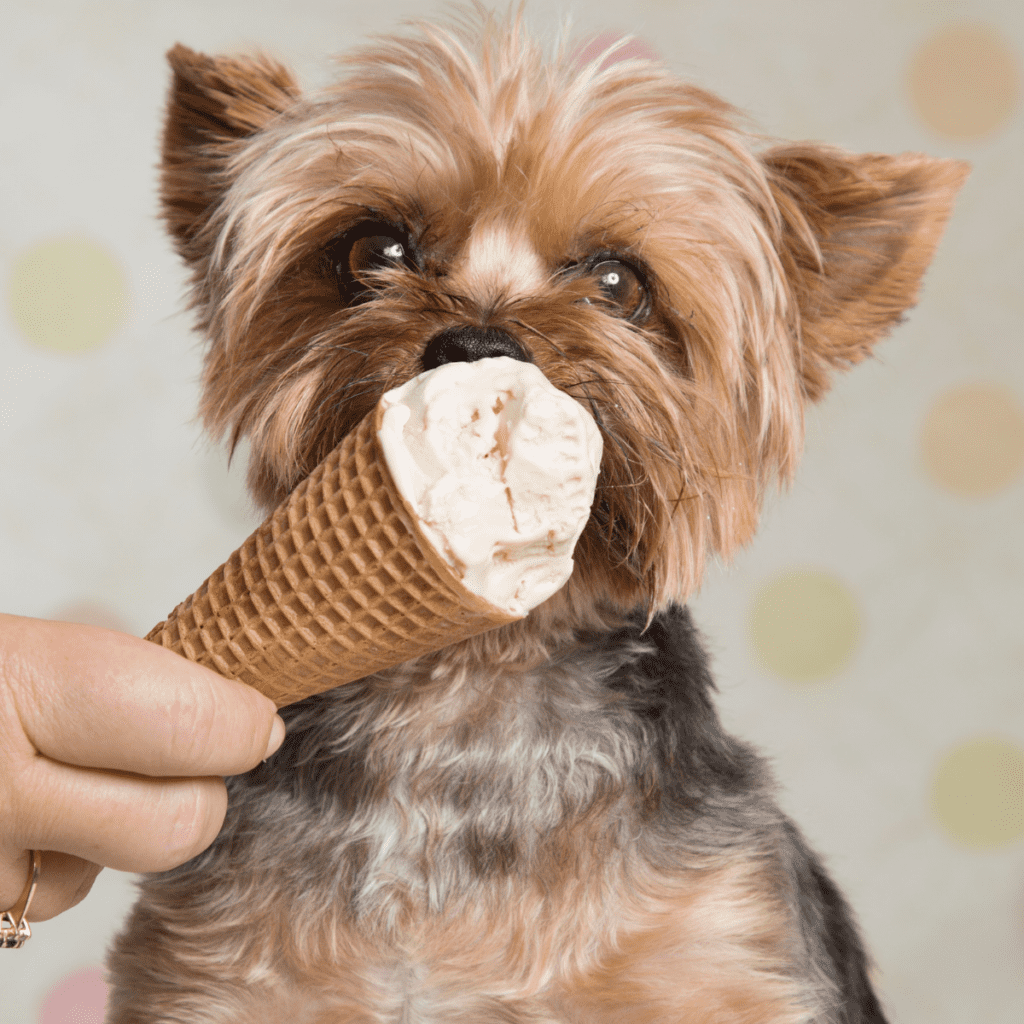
[909,24,1020,140]
[749,570,861,683]
[920,384,1024,497]
[933,738,1024,849]
[8,237,127,352]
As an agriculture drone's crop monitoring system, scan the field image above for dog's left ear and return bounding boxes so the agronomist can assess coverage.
[161,45,300,263]
[763,146,969,399]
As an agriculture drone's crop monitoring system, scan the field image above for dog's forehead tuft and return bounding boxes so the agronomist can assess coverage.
[451,222,548,301]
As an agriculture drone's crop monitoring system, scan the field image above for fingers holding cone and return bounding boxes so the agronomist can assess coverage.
[0,614,286,931]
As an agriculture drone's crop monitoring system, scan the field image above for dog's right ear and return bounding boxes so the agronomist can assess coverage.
[162,45,299,261]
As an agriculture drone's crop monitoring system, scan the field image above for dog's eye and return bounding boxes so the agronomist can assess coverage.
[326,220,414,304]
[591,260,647,319]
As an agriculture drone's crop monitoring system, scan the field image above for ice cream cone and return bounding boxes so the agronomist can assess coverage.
[146,403,521,708]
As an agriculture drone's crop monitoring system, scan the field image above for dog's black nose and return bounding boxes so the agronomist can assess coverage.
[421,326,529,370]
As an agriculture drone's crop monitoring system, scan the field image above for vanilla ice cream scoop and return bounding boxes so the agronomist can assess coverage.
[378,356,603,617]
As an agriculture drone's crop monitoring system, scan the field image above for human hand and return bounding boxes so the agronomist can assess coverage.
[0,613,285,923]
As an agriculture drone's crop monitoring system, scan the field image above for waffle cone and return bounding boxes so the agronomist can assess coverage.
[146,404,520,707]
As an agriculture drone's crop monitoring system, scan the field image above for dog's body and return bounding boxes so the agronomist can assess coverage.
[109,608,884,1022]
[107,10,965,1022]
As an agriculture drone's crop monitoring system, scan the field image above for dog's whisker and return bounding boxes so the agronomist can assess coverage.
[506,317,575,364]
[561,377,630,391]
[324,340,371,359]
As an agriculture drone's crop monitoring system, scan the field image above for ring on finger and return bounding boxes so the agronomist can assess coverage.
[1,850,42,949]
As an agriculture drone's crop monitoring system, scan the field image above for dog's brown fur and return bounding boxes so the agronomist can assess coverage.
[107,8,966,1022]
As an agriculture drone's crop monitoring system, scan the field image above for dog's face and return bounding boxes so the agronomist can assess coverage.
[162,11,965,620]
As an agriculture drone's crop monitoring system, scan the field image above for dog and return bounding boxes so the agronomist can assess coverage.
[106,8,966,1022]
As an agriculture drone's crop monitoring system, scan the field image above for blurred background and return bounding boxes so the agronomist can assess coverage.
[1,1,1020,1020]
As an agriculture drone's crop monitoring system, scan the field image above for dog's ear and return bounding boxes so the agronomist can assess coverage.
[763,146,969,400]
[162,44,299,261]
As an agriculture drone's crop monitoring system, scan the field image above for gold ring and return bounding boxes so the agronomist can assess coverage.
[1,850,41,949]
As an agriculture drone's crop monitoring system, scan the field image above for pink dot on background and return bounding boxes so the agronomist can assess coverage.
[571,32,662,71]
[38,967,108,1024]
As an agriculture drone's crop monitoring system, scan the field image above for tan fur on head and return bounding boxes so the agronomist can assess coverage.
[160,7,966,619]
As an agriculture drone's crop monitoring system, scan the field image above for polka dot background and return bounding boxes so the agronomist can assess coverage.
[750,570,861,683]
[909,24,1020,141]
[0,2,1020,1022]
[8,238,127,354]
[933,737,1024,849]
[920,384,1024,496]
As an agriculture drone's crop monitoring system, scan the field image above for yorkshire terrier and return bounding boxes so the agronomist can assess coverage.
[107,8,966,1022]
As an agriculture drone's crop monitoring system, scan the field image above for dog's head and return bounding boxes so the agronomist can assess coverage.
[161,9,966,621]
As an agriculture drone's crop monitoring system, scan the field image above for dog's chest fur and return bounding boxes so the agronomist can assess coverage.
[113,608,813,1021]
[245,630,650,919]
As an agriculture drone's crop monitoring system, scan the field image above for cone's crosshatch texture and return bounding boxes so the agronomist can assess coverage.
[146,407,518,708]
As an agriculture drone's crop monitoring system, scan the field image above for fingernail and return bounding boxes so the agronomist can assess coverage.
[263,715,286,761]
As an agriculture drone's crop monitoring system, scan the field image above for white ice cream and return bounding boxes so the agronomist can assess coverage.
[377,356,603,617]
